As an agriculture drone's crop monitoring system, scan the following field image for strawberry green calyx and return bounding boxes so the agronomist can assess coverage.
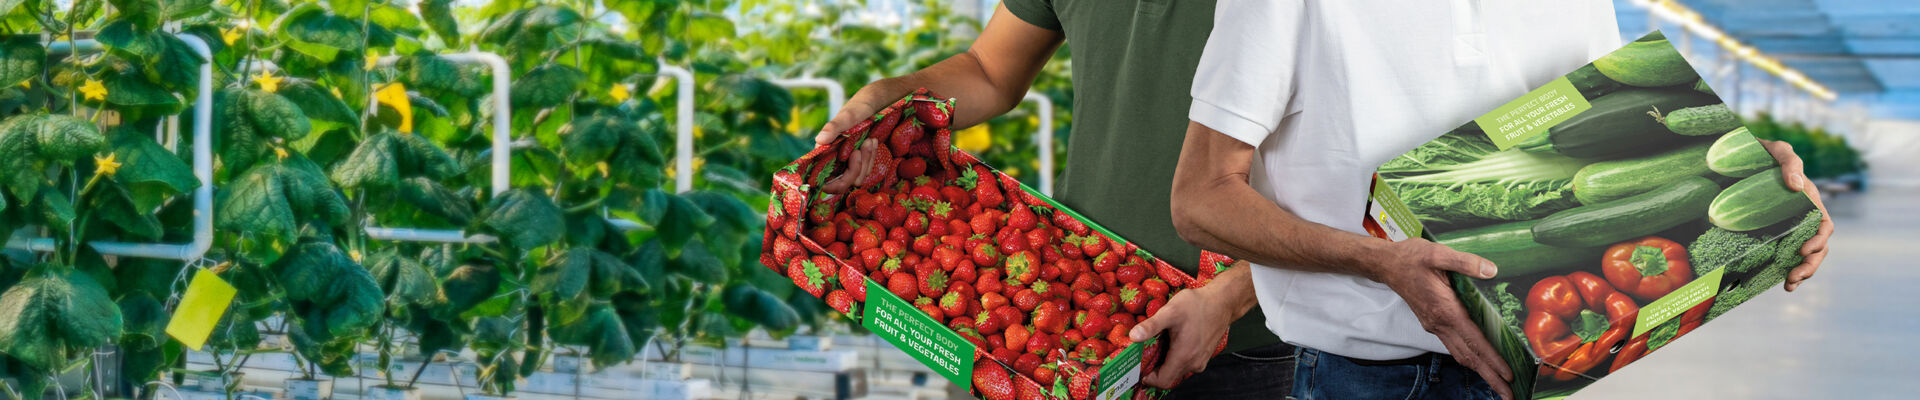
[929,201,954,219]
[1119,287,1139,304]
[956,168,979,190]
[1031,280,1051,295]
[803,261,828,287]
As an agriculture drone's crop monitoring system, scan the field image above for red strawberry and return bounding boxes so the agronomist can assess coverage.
[974,309,1007,334]
[918,270,950,298]
[889,120,924,155]
[825,290,854,313]
[1119,285,1146,314]
[1142,278,1170,299]
[1087,293,1117,317]
[933,245,964,271]
[1025,331,1058,357]
[788,257,831,297]
[1115,263,1146,285]
[1012,289,1044,312]
[856,248,883,273]
[915,98,953,129]
[874,201,909,227]
[881,240,906,258]
[1025,229,1051,253]
[1052,212,1089,236]
[1032,364,1058,388]
[1078,310,1113,338]
[935,128,956,169]
[970,242,1002,267]
[953,260,978,285]
[886,272,918,300]
[1008,205,1038,231]
[964,166,1004,208]
[1005,251,1039,286]
[1032,302,1070,335]
[1080,235,1108,258]
[888,225,911,242]
[1154,258,1192,288]
[1145,298,1167,318]
[904,212,930,236]
[841,265,868,301]
[939,292,968,318]
[1069,273,1102,294]
[869,110,902,144]
[982,292,1010,312]
[898,156,927,180]
[826,242,851,260]
[977,269,1005,295]
[958,327,987,348]
[992,306,1026,331]
[1013,353,1043,378]
[916,300,945,321]
[878,257,905,276]
[771,236,805,266]
[970,210,1001,237]
[1004,324,1031,353]
[947,219,972,237]
[1015,375,1045,400]
[1091,252,1119,273]
[852,224,882,253]
[972,362,1016,400]
[1108,323,1134,348]
[807,224,836,247]
[851,190,884,218]
[940,185,972,210]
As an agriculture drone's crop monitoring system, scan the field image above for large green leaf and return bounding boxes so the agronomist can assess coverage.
[116,292,168,350]
[0,118,42,202]
[246,89,312,140]
[473,189,564,249]
[418,0,460,44]
[29,114,106,161]
[109,129,199,211]
[162,0,212,19]
[275,241,384,342]
[33,189,75,234]
[0,266,125,372]
[91,184,162,240]
[277,79,356,124]
[106,0,164,31]
[510,64,584,109]
[669,237,727,285]
[546,304,633,368]
[398,176,474,225]
[723,285,799,333]
[434,262,500,320]
[0,36,41,88]
[217,155,349,265]
[276,3,363,62]
[332,132,401,189]
[368,250,436,307]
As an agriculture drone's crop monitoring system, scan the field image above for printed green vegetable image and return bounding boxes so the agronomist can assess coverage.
[1379,129,1589,230]
[1707,127,1774,178]
[1594,38,1700,87]
[1704,210,1824,320]
[1532,176,1720,248]
[1516,88,1720,159]
[1571,142,1714,204]
[1708,168,1818,231]
[1658,104,1742,136]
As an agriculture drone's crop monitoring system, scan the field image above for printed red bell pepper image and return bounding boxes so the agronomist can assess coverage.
[1600,236,1695,301]
[1524,271,1640,381]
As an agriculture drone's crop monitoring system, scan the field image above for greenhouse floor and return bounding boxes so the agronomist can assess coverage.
[1577,186,1920,399]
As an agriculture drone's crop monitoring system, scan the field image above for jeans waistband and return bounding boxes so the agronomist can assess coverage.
[1342,352,1437,367]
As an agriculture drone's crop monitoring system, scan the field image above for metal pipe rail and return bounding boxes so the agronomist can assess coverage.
[360,52,513,244]
[5,35,215,261]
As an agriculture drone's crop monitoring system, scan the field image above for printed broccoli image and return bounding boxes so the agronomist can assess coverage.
[1689,225,1776,276]
[1706,209,1824,320]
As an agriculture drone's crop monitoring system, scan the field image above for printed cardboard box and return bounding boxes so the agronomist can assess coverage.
[1363,31,1825,400]
[764,89,1236,400]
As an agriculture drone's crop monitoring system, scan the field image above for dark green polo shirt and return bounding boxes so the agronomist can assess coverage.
[1004,0,1279,353]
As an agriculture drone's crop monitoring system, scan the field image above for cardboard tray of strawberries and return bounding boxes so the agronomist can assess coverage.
[762,89,1211,400]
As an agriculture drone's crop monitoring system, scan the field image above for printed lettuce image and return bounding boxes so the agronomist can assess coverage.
[1379,128,1590,230]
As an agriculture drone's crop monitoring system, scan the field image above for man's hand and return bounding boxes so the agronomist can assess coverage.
[1127,263,1255,388]
[1371,238,1514,400]
[1757,139,1835,292]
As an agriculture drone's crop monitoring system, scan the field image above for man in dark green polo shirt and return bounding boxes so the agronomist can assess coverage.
[815,1,1289,396]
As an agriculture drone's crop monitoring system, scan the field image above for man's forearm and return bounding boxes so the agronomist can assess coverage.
[1169,122,1397,281]
[874,50,1035,129]
[1200,263,1259,320]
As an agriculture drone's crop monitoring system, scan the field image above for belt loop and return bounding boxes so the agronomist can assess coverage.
[1429,353,1443,383]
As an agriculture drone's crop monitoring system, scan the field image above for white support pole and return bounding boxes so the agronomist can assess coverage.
[7,35,215,261]
[769,77,846,117]
[661,65,696,194]
[360,52,513,244]
[1022,92,1055,196]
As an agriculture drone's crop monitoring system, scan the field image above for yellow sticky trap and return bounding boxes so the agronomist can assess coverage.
[165,269,238,351]
[374,83,413,133]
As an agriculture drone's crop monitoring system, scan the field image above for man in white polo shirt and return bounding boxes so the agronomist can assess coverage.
[1149,1,1836,399]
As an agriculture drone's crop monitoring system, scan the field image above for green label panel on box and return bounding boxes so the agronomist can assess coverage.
[1474,76,1592,149]
[864,279,975,391]
[1634,267,1722,337]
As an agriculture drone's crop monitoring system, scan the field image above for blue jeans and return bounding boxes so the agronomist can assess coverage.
[1162,342,1297,400]
[1291,347,1500,400]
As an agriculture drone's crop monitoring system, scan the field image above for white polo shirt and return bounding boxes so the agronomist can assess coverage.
[1188,0,1622,360]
